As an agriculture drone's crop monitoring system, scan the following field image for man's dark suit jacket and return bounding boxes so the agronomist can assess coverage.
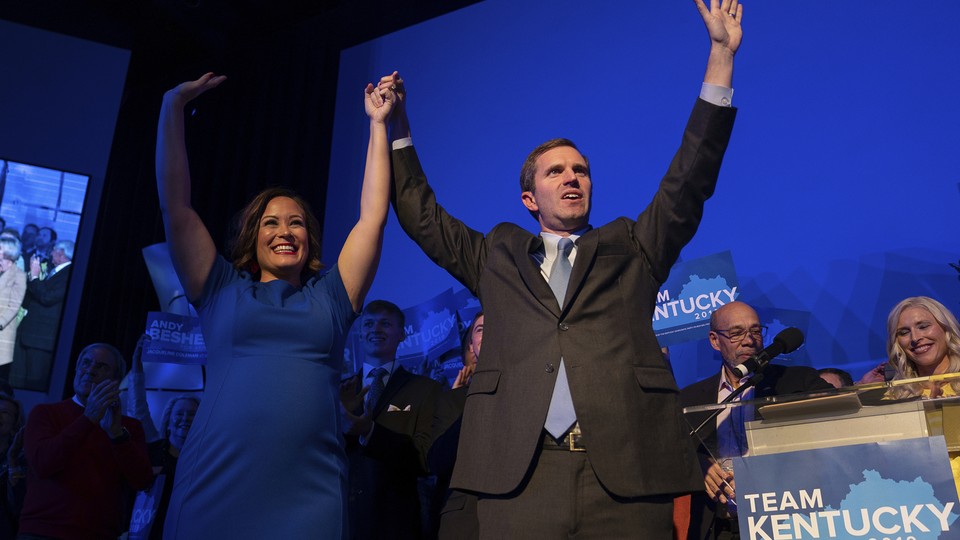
[347,365,441,540]
[391,98,736,498]
[679,364,832,539]
[428,387,478,540]
[17,265,70,351]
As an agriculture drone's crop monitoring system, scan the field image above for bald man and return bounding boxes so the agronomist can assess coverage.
[679,302,831,540]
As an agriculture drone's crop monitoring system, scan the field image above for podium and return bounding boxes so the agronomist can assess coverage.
[682,374,960,539]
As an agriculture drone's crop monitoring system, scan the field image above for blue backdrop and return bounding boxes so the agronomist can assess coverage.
[325,0,960,388]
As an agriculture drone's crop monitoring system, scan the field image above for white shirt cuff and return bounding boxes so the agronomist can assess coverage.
[700,83,734,107]
[392,137,413,150]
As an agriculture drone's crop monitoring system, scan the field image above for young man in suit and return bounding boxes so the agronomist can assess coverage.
[342,300,442,540]
[680,302,832,539]
[381,1,744,536]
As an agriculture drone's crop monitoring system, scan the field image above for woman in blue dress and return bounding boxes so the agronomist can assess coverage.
[155,71,402,539]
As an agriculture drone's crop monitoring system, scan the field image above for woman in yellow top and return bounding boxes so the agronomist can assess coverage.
[885,296,960,493]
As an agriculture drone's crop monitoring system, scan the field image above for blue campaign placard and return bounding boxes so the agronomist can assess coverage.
[654,251,739,347]
[142,312,207,365]
[733,437,960,540]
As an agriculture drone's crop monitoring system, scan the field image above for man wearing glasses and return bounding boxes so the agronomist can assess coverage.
[679,301,830,540]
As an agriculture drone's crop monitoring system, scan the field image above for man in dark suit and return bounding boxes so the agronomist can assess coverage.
[383,2,743,536]
[342,300,442,540]
[680,301,832,540]
[11,239,73,390]
[429,312,483,540]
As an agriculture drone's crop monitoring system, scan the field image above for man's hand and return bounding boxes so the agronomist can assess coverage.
[29,255,41,279]
[452,364,475,389]
[704,459,736,504]
[84,380,122,432]
[374,71,410,142]
[339,373,368,413]
[695,0,743,88]
[695,0,743,55]
[341,407,375,437]
[857,362,887,385]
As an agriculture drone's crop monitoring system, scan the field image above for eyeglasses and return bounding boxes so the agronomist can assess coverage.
[714,325,767,343]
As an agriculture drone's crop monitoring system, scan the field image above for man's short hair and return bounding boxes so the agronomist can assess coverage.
[54,240,75,260]
[76,343,126,381]
[519,138,589,193]
[818,367,854,387]
[39,226,57,243]
[363,299,405,329]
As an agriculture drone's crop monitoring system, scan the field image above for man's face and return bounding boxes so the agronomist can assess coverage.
[360,311,405,363]
[468,315,484,362]
[521,146,592,235]
[51,248,67,266]
[73,346,118,398]
[709,303,764,378]
[38,228,53,245]
[21,226,37,246]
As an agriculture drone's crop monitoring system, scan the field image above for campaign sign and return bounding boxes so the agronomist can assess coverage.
[344,288,481,386]
[733,437,960,540]
[653,251,739,346]
[141,311,207,365]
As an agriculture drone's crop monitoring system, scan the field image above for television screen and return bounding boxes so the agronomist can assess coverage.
[0,158,90,392]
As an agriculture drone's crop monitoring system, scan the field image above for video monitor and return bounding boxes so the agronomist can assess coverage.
[0,158,90,392]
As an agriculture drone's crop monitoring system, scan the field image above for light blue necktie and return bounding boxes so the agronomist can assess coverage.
[545,238,576,438]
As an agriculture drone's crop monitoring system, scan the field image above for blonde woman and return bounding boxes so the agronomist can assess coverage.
[885,296,960,399]
[0,237,26,383]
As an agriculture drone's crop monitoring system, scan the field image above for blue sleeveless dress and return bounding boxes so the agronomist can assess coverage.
[163,256,356,539]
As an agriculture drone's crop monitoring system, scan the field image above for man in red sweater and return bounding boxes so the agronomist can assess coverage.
[18,343,152,539]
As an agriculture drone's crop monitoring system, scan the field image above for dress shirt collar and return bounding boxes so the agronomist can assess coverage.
[363,360,397,382]
[539,227,590,268]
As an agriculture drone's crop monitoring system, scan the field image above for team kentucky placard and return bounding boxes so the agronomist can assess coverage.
[732,437,960,540]
[653,250,740,346]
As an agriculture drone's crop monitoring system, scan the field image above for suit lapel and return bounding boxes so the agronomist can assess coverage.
[562,232,597,315]
[516,235,561,318]
[374,366,411,417]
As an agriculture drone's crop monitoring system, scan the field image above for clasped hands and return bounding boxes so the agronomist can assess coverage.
[339,373,374,437]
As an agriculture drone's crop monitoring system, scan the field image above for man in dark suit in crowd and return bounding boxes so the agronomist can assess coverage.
[429,312,483,540]
[18,342,152,539]
[383,1,743,535]
[342,300,442,540]
[680,301,832,540]
[11,239,73,390]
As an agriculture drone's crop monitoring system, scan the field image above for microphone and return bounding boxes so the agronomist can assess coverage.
[731,327,805,378]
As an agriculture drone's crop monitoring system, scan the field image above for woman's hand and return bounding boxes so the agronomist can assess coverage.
[163,72,227,108]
